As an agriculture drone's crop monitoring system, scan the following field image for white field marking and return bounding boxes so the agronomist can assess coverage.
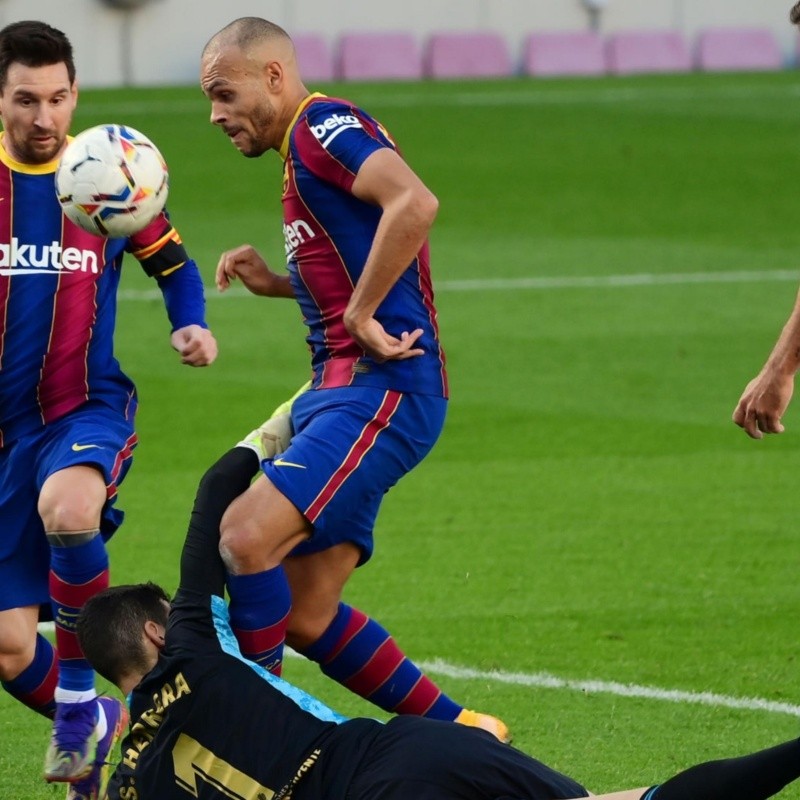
[417,658,800,718]
[283,647,800,717]
[38,622,798,716]
[117,269,800,303]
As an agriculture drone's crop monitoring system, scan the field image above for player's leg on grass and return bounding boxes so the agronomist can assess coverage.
[642,736,800,800]
[40,465,110,783]
[284,547,480,720]
[221,474,302,676]
[0,605,57,717]
[228,390,509,740]
[582,736,800,800]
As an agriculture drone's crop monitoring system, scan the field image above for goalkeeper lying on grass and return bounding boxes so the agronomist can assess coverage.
[75,413,800,800]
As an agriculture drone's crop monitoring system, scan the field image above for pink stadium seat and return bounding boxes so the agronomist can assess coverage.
[293,34,334,82]
[522,32,606,77]
[424,32,512,79]
[696,27,782,72]
[337,32,423,81]
[606,30,692,75]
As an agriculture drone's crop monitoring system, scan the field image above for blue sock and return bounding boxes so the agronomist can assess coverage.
[49,533,108,693]
[227,566,291,675]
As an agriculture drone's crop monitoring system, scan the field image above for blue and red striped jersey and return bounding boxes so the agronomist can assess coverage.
[281,94,448,397]
[0,138,200,447]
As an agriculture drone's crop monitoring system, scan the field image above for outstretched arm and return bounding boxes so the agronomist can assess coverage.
[179,447,260,597]
[733,287,800,438]
[155,262,218,366]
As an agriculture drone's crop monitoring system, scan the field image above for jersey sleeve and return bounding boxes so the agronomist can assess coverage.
[178,448,259,598]
[292,100,395,193]
[127,209,190,278]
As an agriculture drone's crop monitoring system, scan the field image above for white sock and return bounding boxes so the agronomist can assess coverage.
[54,687,97,705]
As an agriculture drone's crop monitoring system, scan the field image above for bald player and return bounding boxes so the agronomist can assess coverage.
[200,17,508,740]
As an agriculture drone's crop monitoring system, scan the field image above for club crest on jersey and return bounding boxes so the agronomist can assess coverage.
[0,238,99,275]
[309,113,362,148]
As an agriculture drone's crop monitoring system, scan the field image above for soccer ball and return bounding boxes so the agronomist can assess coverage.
[55,123,169,238]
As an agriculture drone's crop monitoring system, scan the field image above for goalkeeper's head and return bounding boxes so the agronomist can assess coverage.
[77,582,171,690]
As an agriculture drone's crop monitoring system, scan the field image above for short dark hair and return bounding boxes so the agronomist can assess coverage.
[203,16,291,59]
[0,20,75,91]
[77,582,170,685]
[791,2,800,25]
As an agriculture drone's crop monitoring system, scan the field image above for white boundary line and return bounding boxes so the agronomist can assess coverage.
[38,622,798,716]
[417,658,800,718]
[117,269,800,302]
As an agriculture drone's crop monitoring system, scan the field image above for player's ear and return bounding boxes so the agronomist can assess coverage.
[144,619,166,648]
[263,60,283,92]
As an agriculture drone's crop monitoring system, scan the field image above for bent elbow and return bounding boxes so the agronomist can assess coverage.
[413,188,439,230]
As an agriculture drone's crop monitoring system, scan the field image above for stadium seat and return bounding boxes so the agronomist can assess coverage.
[695,27,782,72]
[423,32,513,79]
[606,30,692,75]
[522,32,606,77]
[337,32,423,81]
[293,34,334,82]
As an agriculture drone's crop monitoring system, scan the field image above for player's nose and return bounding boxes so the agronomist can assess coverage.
[209,103,226,126]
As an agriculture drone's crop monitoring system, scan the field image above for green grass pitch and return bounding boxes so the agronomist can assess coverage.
[4,70,800,797]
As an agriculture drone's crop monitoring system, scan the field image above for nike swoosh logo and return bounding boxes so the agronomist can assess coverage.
[71,443,101,452]
[273,458,307,469]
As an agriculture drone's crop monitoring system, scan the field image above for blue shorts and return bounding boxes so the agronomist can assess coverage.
[263,387,447,565]
[0,402,138,611]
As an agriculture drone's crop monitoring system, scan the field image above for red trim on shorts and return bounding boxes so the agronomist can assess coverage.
[305,390,402,521]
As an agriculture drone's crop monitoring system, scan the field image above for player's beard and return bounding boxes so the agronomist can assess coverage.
[10,128,65,164]
[242,101,277,158]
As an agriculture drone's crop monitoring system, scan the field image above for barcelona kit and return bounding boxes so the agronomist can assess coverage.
[264,95,450,560]
[0,137,205,611]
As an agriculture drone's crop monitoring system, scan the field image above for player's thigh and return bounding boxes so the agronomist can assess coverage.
[221,474,311,559]
[271,388,446,562]
[35,404,138,533]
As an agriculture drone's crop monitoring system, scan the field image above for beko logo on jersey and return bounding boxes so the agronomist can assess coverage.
[310,113,362,147]
[284,219,315,261]
[0,238,99,275]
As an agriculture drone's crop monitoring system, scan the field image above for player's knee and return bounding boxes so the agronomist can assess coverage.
[38,495,101,531]
[38,476,104,531]
[219,516,269,572]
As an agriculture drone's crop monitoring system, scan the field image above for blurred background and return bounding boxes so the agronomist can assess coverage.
[5,0,799,87]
